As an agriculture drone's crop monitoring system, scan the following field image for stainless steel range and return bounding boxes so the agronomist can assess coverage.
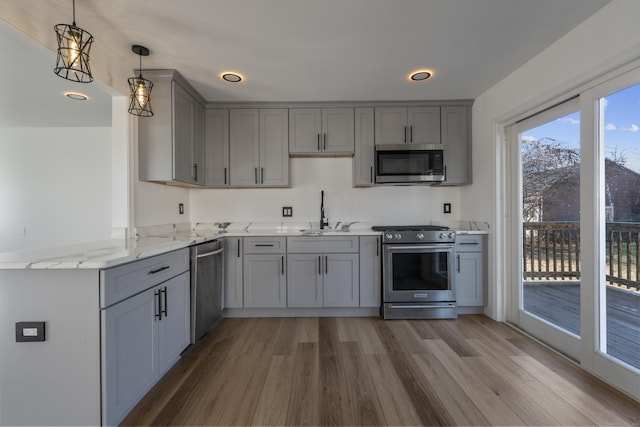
[372,225,457,319]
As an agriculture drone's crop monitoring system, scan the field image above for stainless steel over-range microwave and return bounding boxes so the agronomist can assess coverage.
[375,144,445,184]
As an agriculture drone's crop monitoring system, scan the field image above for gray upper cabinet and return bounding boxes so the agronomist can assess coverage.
[289,108,354,155]
[375,106,440,145]
[441,106,471,185]
[353,107,375,187]
[204,109,229,187]
[229,109,289,187]
[138,70,205,186]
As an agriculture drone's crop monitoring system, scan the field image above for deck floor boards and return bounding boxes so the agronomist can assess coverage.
[523,283,640,368]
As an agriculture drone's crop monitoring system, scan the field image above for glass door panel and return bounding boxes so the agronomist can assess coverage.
[519,109,582,338]
[599,84,640,370]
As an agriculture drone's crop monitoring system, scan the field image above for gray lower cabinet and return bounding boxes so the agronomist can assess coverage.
[455,234,486,307]
[359,236,381,307]
[353,107,376,187]
[287,236,360,308]
[101,248,190,426]
[223,237,243,308]
[229,109,289,187]
[243,237,287,307]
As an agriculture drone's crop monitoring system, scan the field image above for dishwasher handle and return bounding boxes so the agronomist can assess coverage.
[196,247,224,259]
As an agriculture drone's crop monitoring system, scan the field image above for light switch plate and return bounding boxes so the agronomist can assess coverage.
[282,206,293,217]
[444,203,452,214]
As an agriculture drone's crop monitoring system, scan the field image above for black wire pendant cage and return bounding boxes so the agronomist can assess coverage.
[54,0,94,83]
[128,45,154,117]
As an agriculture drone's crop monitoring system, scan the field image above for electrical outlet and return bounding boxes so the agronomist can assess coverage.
[16,322,45,342]
[179,203,184,215]
[282,206,293,217]
[443,203,452,214]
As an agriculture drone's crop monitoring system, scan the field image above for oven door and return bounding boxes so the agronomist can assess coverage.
[382,244,456,303]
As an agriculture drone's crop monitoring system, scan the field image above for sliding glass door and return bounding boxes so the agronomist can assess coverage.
[511,99,582,360]
[509,68,640,398]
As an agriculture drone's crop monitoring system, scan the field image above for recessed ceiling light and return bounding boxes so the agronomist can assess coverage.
[64,91,89,100]
[221,72,243,83]
[409,70,433,81]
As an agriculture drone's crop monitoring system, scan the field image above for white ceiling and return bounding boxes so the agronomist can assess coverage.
[0,0,611,127]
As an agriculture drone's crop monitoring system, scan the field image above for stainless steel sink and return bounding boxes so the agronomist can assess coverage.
[299,230,323,236]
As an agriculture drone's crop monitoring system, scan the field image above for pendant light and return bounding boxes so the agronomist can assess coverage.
[128,45,154,117]
[54,0,94,83]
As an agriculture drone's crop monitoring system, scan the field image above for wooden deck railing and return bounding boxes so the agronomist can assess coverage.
[523,221,640,292]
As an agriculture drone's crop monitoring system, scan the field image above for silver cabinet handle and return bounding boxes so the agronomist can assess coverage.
[324,133,327,150]
[317,134,321,151]
[404,126,407,143]
[224,167,227,185]
[410,125,413,142]
[237,239,240,258]
[376,238,379,256]
[370,166,373,184]
[457,254,461,273]
[318,256,322,275]
[325,255,328,274]
[281,256,284,275]
[254,167,258,184]
[261,167,264,184]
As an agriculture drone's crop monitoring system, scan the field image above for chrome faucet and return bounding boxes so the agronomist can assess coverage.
[320,190,329,230]
[339,221,357,232]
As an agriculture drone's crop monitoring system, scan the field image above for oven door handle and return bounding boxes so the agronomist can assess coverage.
[388,303,456,309]
[385,244,454,251]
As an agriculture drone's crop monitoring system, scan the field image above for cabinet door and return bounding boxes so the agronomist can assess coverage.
[289,108,322,154]
[205,109,229,187]
[408,106,440,144]
[456,252,484,306]
[441,106,470,185]
[260,109,289,186]
[102,287,158,427]
[287,254,323,307]
[229,109,260,186]
[224,238,243,308]
[243,254,287,308]
[172,81,197,184]
[322,108,354,154]
[375,107,407,145]
[157,272,190,375]
[323,253,359,307]
[359,236,381,307]
[353,108,375,186]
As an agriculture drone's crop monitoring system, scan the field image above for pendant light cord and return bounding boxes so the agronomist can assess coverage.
[72,0,76,25]
[139,52,143,78]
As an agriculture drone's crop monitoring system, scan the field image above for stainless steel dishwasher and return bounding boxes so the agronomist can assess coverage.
[190,239,224,343]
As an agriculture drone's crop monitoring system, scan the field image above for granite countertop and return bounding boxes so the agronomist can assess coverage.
[0,222,380,270]
[0,220,489,270]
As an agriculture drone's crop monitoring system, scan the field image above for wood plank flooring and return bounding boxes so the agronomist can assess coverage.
[121,315,640,426]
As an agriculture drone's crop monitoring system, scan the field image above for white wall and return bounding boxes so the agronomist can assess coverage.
[462,0,640,319]
[190,158,461,226]
[0,127,112,252]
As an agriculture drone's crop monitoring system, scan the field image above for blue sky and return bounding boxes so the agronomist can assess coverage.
[522,83,640,172]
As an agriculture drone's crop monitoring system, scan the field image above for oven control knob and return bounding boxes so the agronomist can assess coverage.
[416,232,424,240]
[394,233,402,240]
[448,232,455,239]
[385,233,393,240]
[439,232,446,239]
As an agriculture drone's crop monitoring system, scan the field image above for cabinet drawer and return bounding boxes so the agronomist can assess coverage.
[287,236,359,253]
[244,237,286,254]
[455,235,484,252]
[100,248,189,308]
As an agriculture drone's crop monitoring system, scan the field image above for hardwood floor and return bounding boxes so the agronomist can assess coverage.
[122,315,640,426]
